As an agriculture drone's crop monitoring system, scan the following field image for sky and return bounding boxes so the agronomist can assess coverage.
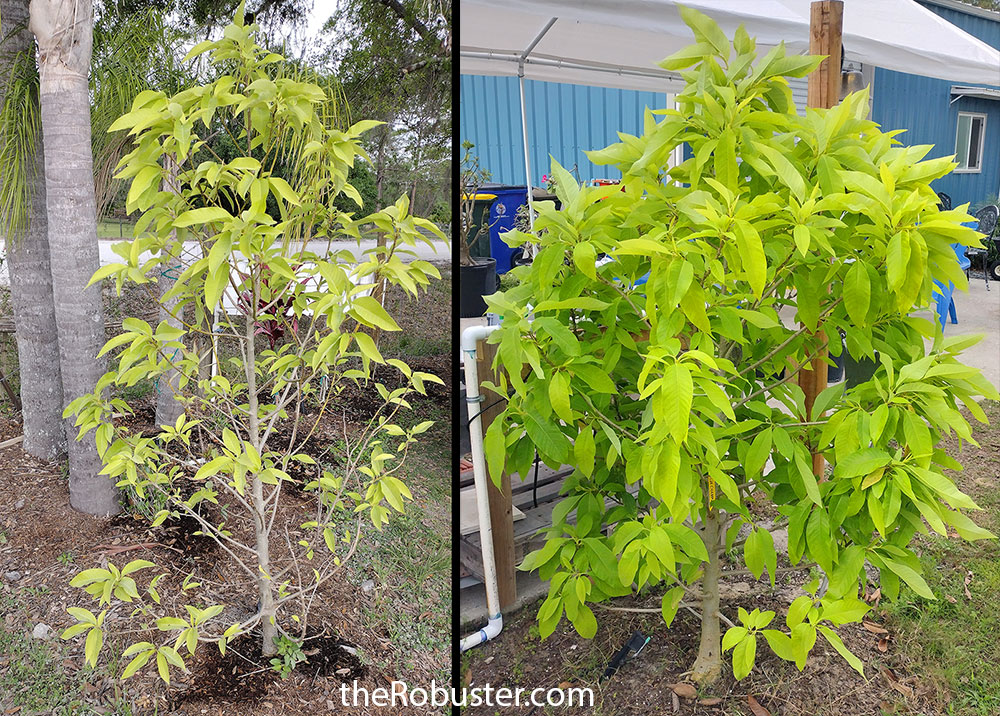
[305,0,339,41]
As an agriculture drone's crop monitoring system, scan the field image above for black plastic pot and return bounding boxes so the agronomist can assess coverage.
[460,256,497,318]
[845,351,878,389]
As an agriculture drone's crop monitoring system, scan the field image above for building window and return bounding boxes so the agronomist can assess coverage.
[954,112,986,173]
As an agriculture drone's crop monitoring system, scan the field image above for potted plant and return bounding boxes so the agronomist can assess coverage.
[459,140,497,317]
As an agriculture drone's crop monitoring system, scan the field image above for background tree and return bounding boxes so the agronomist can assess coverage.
[0,0,189,463]
[485,9,999,687]
[318,0,450,212]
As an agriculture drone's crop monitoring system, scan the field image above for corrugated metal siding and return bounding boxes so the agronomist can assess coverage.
[459,75,670,186]
[919,1,1000,46]
[871,2,1000,204]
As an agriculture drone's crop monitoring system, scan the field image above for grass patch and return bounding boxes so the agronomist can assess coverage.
[0,593,136,714]
[97,220,134,239]
[388,333,451,357]
[879,404,1000,716]
[881,537,1000,716]
[353,502,451,676]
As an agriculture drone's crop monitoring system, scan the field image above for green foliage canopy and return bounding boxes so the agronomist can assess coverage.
[484,7,999,681]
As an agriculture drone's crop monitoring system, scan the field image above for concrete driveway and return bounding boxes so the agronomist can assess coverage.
[927,273,1000,392]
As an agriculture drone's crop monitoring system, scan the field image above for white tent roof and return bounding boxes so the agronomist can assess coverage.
[461,0,1000,92]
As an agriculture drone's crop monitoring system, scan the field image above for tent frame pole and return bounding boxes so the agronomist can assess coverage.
[518,72,535,236]
[518,17,557,254]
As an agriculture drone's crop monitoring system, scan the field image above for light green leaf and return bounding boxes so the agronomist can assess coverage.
[722,626,748,651]
[573,242,597,279]
[762,629,796,662]
[572,604,597,639]
[121,649,153,679]
[350,296,401,331]
[548,372,573,423]
[661,362,693,442]
[174,207,232,227]
[84,627,103,667]
[732,632,757,680]
[818,625,864,676]
[881,558,936,600]
[844,261,871,325]
[575,425,596,478]
[734,221,766,298]
[661,586,685,627]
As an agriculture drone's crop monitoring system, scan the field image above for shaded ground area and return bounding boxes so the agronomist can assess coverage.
[0,271,452,715]
[461,401,1000,716]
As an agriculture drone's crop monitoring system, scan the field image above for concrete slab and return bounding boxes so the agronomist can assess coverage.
[459,569,549,630]
[936,276,1000,391]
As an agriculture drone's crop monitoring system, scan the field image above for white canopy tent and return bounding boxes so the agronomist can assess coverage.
[460,0,1000,217]
[462,0,1000,91]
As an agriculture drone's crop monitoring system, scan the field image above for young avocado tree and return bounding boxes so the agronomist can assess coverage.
[60,8,444,679]
[483,8,998,686]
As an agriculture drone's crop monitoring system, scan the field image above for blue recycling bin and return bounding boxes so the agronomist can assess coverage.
[484,184,529,274]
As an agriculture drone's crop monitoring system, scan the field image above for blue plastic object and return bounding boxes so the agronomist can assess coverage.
[484,185,529,274]
[933,280,957,328]
[932,243,973,328]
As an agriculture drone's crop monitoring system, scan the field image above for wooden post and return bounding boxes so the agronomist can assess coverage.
[0,364,20,411]
[475,338,517,609]
[799,1,843,478]
[807,2,843,109]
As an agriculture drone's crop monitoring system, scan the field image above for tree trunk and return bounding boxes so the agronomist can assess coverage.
[155,158,183,427]
[31,0,118,515]
[245,279,276,656]
[374,125,389,210]
[691,508,723,685]
[0,0,65,460]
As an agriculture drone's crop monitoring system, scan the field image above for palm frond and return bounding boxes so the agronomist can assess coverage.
[90,7,191,218]
[0,44,41,242]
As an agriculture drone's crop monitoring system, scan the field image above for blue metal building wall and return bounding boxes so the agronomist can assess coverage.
[872,2,1000,205]
[459,75,669,186]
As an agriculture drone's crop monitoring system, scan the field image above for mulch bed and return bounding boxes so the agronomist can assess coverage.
[170,627,365,707]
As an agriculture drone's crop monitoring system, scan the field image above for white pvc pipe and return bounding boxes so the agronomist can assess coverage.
[460,324,504,651]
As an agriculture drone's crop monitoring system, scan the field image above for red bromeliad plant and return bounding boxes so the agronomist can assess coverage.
[237,266,308,348]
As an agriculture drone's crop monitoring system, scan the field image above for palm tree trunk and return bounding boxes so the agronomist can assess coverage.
[0,0,65,460]
[31,0,117,515]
